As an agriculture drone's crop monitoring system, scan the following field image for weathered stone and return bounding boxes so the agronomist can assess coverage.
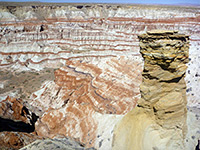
[0,132,39,150]
[0,97,40,149]
[20,137,96,150]
[0,96,38,129]
[112,30,189,150]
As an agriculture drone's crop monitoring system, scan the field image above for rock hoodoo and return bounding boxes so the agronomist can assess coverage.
[112,30,189,150]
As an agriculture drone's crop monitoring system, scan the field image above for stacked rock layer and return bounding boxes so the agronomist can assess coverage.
[112,30,189,150]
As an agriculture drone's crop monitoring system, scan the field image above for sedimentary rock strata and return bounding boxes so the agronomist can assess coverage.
[34,57,139,147]
[0,3,200,149]
[112,30,190,150]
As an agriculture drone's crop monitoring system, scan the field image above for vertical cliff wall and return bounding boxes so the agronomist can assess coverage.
[0,3,200,150]
[112,30,189,150]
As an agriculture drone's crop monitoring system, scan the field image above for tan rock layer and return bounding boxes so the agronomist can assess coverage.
[112,30,189,150]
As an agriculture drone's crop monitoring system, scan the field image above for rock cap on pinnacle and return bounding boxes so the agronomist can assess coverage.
[147,30,178,35]
[138,30,189,39]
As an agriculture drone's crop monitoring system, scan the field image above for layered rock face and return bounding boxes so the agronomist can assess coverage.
[112,30,189,150]
[0,3,200,150]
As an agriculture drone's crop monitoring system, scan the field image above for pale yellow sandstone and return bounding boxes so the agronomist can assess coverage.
[112,30,189,150]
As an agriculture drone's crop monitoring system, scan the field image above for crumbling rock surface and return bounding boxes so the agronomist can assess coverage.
[0,132,39,150]
[0,96,38,132]
[112,30,190,150]
[0,97,40,149]
[34,58,139,147]
[20,137,96,150]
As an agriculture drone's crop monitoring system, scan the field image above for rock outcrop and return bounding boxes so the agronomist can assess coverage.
[20,137,96,150]
[0,97,40,149]
[112,30,189,150]
[0,132,39,150]
[0,96,38,127]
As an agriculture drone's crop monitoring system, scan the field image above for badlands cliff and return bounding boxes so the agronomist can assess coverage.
[0,2,200,150]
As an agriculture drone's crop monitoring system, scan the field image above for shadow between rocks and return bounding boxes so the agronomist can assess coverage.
[196,140,200,150]
[0,117,35,133]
